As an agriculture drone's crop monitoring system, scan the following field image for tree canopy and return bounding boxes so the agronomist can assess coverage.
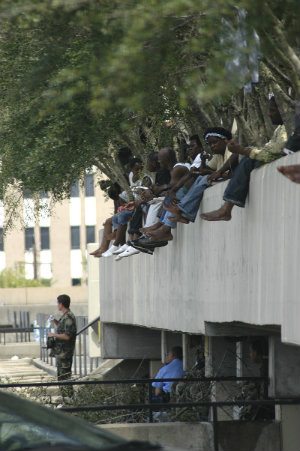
[0,0,299,226]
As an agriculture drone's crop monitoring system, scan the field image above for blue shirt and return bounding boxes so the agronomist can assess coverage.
[152,359,185,393]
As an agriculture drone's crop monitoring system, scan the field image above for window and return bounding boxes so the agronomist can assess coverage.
[25,228,35,250]
[85,174,94,197]
[71,226,80,249]
[71,181,79,197]
[86,226,95,244]
[24,189,32,198]
[0,228,4,251]
[72,278,81,286]
[39,190,48,199]
[40,227,50,250]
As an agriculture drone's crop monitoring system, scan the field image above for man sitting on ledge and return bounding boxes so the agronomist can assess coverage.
[151,346,185,403]
[201,96,288,222]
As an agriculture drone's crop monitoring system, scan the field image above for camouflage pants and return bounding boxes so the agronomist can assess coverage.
[57,358,73,398]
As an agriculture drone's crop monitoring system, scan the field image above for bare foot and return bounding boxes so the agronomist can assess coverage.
[148,226,173,241]
[277,164,300,184]
[140,222,162,234]
[89,248,106,258]
[162,201,181,215]
[174,216,190,224]
[200,208,232,222]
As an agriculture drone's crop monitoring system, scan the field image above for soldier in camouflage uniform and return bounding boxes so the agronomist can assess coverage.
[48,294,77,397]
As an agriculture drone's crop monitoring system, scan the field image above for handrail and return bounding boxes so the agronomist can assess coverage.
[0,327,33,332]
[76,316,100,336]
[0,376,292,451]
[0,376,267,388]
[0,327,33,345]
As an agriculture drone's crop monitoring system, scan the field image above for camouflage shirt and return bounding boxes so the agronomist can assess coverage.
[53,310,77,360]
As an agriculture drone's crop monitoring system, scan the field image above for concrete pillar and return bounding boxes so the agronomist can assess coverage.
[205,336,236,377]
[269,336,300,397]
[161,330,167,364]
[279,405,300,451]
[205,336,237,421]
[269,336,300,451]
[87,243,100,358]
[182,334,188,371]
[236,341,261,377]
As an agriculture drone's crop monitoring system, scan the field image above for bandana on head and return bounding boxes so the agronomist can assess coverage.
[204,132,228,144]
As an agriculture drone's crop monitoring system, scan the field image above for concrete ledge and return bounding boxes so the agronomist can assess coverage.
[32,358,57,377]
[0,286,87,306]
[100,421,280,451]
[0,342,40,358]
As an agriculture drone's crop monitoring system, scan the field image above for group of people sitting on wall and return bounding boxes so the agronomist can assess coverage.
[91,96,300,259]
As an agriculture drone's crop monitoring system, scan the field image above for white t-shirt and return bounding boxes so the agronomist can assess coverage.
[190,153,201,169]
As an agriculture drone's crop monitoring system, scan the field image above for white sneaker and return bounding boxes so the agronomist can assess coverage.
[120,246,140,258]
[102,245,119,257]
[115,253,124,261]
[113,243,129,255]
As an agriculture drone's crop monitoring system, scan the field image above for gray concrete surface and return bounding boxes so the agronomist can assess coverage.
[269,336,300,397]
[101,421,280,451]
[99,153,300,346]
[0,342,40,358]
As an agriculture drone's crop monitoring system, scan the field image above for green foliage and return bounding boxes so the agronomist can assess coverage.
[0,0,298,227]
[71,382,148,424]
[0,263,52,288]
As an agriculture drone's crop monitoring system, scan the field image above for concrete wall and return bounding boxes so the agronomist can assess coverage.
[101,421,280,451]
[0,286,87,305]
[87,243,101,358]
[100,153,300,345]
[0,286,88,325]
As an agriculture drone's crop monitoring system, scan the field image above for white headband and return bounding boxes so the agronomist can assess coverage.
[204,132,228,143]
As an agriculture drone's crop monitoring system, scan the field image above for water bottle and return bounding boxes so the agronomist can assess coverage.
[33,320,40,342]
[47,315,55,333]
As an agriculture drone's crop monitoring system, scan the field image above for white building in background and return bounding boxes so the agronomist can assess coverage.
[0,172,113,287]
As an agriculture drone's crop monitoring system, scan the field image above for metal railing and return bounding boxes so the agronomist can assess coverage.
[0,327,33,345]
[0,311,32,344]
[38,314,101,377]
[0,376,294,451]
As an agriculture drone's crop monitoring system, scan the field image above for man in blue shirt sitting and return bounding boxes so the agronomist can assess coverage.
[152,346,185,402]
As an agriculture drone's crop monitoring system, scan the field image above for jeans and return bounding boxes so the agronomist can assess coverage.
[177,175,211,221]
[223,157,264,207]
[128,207,143,235]
[161,187,186,228]
[112,210,133,231]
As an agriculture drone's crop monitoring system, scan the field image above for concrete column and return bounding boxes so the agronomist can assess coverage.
[236,341,261,377]
[87,243,100,358]
[182,334,188,371]
[205,336,236,377]
[269,336,300,451]
[161,330,167,364]
[205,336,237,421]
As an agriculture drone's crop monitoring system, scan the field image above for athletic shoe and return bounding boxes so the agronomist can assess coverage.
[113,243,129,255]
[102,245,119,257]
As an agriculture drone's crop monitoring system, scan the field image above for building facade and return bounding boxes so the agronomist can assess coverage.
[0,172,113,287]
